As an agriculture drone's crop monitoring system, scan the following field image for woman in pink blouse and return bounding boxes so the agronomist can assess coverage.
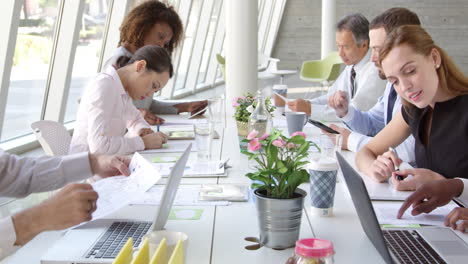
[70,45,172,155]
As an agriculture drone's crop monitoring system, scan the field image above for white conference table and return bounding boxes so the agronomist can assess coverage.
[6,113,468,264]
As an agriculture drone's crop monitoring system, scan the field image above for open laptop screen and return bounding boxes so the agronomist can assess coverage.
[336,152,394,264]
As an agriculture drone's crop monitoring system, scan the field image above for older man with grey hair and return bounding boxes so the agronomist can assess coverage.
[288,13,386,121]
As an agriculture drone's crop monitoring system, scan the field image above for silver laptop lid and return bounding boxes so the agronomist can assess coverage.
[336,152,394,264]
[152,143,192,231]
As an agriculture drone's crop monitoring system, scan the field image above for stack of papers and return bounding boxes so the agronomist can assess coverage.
[131,185,230,206]
[199,184,249,201]
[138,141,197,153]
[152,160,227,177]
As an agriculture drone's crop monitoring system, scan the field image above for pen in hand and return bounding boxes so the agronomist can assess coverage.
[389,147,403,181]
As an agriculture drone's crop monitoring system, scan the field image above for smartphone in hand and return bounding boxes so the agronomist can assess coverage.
[308,119,340,134]
[188,106,208,119]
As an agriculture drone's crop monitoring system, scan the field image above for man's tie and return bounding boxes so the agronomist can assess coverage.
[386,85,397,124]
[350,66,356,99]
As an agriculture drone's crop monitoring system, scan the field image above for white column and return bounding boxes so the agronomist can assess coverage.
[321,0,336,59]
[225,0,258,101]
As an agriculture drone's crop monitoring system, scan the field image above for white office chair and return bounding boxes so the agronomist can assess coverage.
[31,120,71,156]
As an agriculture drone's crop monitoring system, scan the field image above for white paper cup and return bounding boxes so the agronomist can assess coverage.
[308,157,338,217]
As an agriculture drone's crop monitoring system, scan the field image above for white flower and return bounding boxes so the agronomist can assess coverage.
[246,105,254,113]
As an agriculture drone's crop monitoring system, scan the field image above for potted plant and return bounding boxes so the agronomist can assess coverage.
[241,128,319,249]
[232,93,274,149]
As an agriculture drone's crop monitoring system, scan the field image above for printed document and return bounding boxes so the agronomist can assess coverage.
[91,152,161,219]
[373,202,458,226]
[138,141,197,153]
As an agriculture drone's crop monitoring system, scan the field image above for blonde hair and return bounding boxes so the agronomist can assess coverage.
[379,25,468,107]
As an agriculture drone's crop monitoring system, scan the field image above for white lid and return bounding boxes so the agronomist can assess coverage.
[308,157,338,171]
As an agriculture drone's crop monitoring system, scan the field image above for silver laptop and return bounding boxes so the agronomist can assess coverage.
[41,144,192,264]
[336,152,468,264]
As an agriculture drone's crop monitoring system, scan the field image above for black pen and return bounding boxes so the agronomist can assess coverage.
[389,147,403,181]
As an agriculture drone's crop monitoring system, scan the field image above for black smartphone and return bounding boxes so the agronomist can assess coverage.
[308,119,340,134]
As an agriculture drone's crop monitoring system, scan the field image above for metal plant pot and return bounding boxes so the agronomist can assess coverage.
[253,188,306,249]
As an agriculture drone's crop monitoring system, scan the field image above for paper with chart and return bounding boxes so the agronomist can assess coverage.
[91,153,161,220]
[373,202,458,226]
[131,185,230,206]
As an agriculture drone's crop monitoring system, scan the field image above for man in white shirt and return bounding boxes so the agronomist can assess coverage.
[288,13,386,121]
[326,8,420,165]
[0,150,130,259]
[398,178,468,232]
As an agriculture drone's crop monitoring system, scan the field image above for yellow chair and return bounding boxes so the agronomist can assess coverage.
[300,51,343,85]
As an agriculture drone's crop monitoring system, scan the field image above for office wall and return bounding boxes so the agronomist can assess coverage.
[273,0,468,75]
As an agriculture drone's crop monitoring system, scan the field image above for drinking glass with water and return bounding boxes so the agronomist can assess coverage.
[194,122,213,161]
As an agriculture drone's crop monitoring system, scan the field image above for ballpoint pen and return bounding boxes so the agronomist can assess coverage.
[389,147,403,180]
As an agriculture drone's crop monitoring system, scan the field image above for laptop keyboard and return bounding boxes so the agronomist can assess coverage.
[383,230,446,264]
[85,221,152,259]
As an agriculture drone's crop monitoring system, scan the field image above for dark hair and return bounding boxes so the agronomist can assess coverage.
[379,25,468,109]
[119,0,183,54]
[116,45,174,78]
[370,8,421,34]
[336,13,369,45]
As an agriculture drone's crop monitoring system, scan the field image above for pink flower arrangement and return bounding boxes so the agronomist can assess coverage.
[233,93,275,123]
[241,128,319,198]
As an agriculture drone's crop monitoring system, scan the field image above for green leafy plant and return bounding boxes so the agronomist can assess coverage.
[232,93,275,123]
[241,128,319,199]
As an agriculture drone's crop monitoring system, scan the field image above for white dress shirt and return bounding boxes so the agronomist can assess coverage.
[309,50,386,121]
[0,150,91,259]
[102,46,180,114]
[455,178,468,207]
[340,82,416,164]
[69,66,149,155]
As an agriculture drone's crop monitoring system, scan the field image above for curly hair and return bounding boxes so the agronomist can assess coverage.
[119,0,183,54]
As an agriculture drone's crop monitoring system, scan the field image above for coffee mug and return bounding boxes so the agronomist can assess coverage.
[285,112,308,135]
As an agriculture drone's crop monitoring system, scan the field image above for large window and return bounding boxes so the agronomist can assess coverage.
[0,0,287,149]
[64,0,108,122]
[174,0,202,92]
[196,0,222,85]
[1,0,60,142]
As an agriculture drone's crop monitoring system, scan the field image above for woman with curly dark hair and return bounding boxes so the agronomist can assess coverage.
[118,0,183,55]
[103,0,207,125]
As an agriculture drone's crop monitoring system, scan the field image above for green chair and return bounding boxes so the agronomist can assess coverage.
[300,51,343,85]
[216,54,226,80]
